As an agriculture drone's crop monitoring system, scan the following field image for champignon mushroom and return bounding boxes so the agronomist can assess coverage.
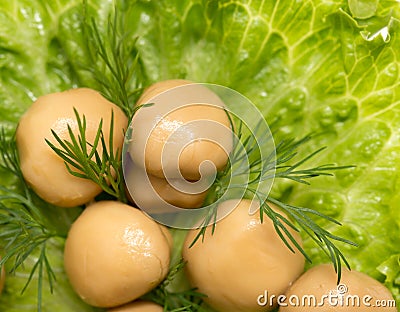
[129,79,233,181]
[182,199,305,312]
[280,263,396,311]
[64,201,171,308]
[16,88,127,207]
[124,160,208,209]
[148,174,208,208]
[136,79,192,105]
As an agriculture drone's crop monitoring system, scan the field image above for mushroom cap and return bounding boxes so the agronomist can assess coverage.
[148,174,208,208]
[137,79,192,105]
[280,263,397,311]
[16,88,128,207]
[130,79,232,181]
[64,201,171,308]
[182,199,305,312]
[124,160,208,209]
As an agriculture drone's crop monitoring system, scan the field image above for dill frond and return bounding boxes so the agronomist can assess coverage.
[0,131,60,312]
[80,0,145,118]
[45,108,126,203]
[191,118,356,281]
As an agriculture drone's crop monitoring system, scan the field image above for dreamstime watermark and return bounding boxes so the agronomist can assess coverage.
[257,284,397,308]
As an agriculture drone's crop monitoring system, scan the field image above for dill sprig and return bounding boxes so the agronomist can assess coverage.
[263,197,353,282]
[0,128,23,183]
[0,190,57,307]
[271,135,352,183]
[143,260,206,311]
[191,118,356,281]
[81,0,145,118]
[47,0,152,204]
[45,108,126,203]
[0,130,59,312]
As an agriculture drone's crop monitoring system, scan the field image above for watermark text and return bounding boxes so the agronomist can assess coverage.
[257,284,396,308]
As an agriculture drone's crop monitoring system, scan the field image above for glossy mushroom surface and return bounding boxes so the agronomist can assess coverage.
[129,79,232,181]
[64,201,171,308]
[182,199,305,312]
[124,161,208,209]
[16,88,127,207]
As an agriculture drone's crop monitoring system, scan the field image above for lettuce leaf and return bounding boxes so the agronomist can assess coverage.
[1,0,400,310]
[0,0,97,311]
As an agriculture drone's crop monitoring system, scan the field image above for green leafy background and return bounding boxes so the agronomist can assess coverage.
[1,0,400,310]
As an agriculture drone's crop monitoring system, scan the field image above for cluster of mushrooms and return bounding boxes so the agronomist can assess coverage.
[5,81,396,311]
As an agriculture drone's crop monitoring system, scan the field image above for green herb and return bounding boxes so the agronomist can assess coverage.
[142,260,206,312]
[80,0,145,118]
[0,129,23,186]
[45,108,126,203]
[191,119,356,281]
[0,130,58,312]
